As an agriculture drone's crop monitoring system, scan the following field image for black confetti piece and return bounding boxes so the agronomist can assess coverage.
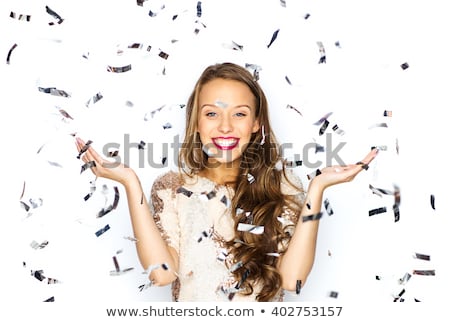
[44,296,55,302]
[398,272,411,285]
[80,160,96,174]
[97,186,120,218]
[295,280,302,294]
[86,92,103,107]
[38,87,70,97]
[317,41,326,64]
[280,0,287,7]
[177,187,193,197]
[324,198,333,215]
[304,13,310,19]
[95,224,110,237]
[368,207,387,216]
[245,63,262,81]
[331,124,345,135]
[307,169,321,180]
[286,159,302,167]
[6,43,18,64]
[430,194,435,210]
[10,11,31,21]
[220,195,230,207]
[158,50,169,60]
[107,64,132,73]
[77,140,93,159]
[313,112,333,126]
[329,291,339,298]
[196,1,202,17]
[414,253,431,261]
[383,110,392,117]
[356,161,369,170]
[162,122,172,129]
[302,212,323,222]
[286,104,303,116]
[138,141,146,150]
[393,202,400,222]
[319,119,329,135]
[46,6,64,25]
[400,62,409,70]
[267,29,280,48]
[413,270,435,276]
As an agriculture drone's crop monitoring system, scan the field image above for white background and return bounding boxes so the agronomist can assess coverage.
[1,0,448,311]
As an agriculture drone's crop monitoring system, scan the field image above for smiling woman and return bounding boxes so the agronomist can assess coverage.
[76,62,377,301]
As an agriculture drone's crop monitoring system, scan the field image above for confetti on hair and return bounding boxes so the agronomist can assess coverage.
[95,224,110,237]
[307,169,321,180]
[10,11,31,21]
[260,125,266,145]
[107,64,132,73]
[6,43,18,64]
[80,160,96,174]
[302,212,323,222]
[237,223,264,234]
[86,92,103,107]
[97,186,120,218]
[38,87,70,98]
[247,173,255,184]
[177,186,193,198]
[324,198,334,215]
[229,261,243,273]
[296,280,302,294]
[30,240,49,250]
[267,29,280,48]
[46,5,64,25]
[368,207,387,216]
[245,63,262,81]
[266,252,280,257]
[317,41,326,64]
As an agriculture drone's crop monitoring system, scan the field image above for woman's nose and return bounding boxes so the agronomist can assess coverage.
[218,115,233,133]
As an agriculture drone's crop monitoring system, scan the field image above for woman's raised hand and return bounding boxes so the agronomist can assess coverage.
[311,148,378,190]
[75,137,136,185]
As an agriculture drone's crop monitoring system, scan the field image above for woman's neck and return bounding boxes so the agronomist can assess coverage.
[199,159,240,186]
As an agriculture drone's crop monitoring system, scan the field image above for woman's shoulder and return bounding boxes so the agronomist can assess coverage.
[152,170,184,193]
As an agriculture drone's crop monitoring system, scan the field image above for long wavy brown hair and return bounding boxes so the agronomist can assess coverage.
[179,62,304,301]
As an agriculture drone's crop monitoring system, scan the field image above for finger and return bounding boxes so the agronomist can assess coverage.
[360,148,378,165]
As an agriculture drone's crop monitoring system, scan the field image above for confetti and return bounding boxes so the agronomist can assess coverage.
[46,5,64,25]
[331,124,345,135]
[296,280,302,294]
[328,291,339,298]
[200,190,216,201]
[369,122,388,129]
[307,169,321,180]
[177,186,193,197]
[84,179,97,201]
[383,110,393,117]
[222,41,243,51]
[95,224,110,237]
[317,41,326,64]
[313,112,333,126]
[124,236,138,242]
[319,119,329,136]
[86,92,103,107]
[237,223,264,234]
[110,256,134,276]
[267,29,280,48]
[229,261,243,273]
[162,122,172,129]
[400,62,409,70]
[356,161,369,170]
[38,87,70,98]
[280,0,287,7]
[414,253,431,261]
[220,195,230,208]
[245,63,262,81]
[30,240,49,250]
[304,13,310,19]
[107,64,132,73]
[430,194,435,210]
[398,272,411,285]
[6,43,18,64]
[97,186,120,218]
[9,11,31,21]
[44,296,55,302]
[246,173,255,184]
[368,207,387,216]
[77,140,93,159]
[286,105,303,117]
[324,198,334,215]
[196,1,202,17]
[80,160,96,174]
[302,212,323,222]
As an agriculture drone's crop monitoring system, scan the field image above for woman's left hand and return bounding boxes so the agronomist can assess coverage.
[311,148,378,190]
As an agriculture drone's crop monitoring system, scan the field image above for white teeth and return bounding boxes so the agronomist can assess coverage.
[214,139,237,147]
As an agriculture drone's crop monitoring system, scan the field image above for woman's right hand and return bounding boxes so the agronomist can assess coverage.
[75,137,136,185]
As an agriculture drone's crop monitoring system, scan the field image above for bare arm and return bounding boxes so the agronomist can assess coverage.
[278,149,378,291]
[76,137,178,285]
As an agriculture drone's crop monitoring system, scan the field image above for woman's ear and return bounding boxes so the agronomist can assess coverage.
[252,120,260,133]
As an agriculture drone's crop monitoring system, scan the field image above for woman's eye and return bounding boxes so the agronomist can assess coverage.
[205,111,217,117]
[234,112,247,117]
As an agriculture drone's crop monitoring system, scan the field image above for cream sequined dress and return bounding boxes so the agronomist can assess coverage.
[150,169,305,301]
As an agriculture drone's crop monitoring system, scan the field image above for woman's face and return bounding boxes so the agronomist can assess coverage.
[197,78,260,165]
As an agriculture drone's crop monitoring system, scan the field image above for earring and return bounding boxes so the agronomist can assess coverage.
[260,125,266,145]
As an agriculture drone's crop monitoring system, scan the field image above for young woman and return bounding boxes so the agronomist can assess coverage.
[75,62,377,301]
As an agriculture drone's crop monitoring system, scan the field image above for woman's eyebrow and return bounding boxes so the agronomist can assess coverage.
[200,103,252,109]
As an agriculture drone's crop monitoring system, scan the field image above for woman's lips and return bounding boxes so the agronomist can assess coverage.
[212,137,239,150]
